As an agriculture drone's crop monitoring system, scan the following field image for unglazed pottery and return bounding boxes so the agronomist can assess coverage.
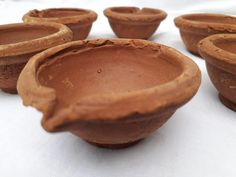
[0,22,72,94]
[17,39,201,149]
[174,13,236,55]
[23,8,97,40]
[199,34,236,111]
[104,7,167,39]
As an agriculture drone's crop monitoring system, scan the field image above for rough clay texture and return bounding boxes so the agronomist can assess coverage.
[0,61,26,94]
[23,8,97,40]
[104,7,167,39]
[199,34,236,111]
[175,13,236,55]
[17,39,201,148]
[0,22,72,93]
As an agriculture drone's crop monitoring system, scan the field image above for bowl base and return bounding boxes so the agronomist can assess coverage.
[1,88,17,94]
[219,94,236,112]
[86,139,143,149]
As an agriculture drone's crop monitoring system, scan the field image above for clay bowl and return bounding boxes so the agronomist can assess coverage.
[199,34,236,111]
[0,22,72,94]
[17,39,201,149]
[23,8,97,40]
[104,7,167,39]
[174,13,236,56]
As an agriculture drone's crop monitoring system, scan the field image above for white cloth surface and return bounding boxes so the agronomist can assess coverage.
[0,0,236,177]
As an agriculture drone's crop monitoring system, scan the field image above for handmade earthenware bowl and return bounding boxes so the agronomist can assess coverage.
[199,34,236,111]
[17,39,201,149]
[174,13,236,55]
[23,8,97,40]
[104,7,167,39]
[0,22,72,94]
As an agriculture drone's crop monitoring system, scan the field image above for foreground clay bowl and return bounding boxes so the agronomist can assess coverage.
[23,8,97,40]
[174,13,236,55]
[104,7,167,39]
[199,34,236,111]
[0,22,72,94]
[17,39,201,149]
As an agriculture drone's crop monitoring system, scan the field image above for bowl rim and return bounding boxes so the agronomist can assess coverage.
[0,22,72,64]
[198,33,236,74]
[103,6,167,23]
[174,13,236,33]
[17,38,201,132]
[23,8,98,24]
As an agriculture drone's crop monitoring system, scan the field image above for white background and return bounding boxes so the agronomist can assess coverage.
[0,0,236,177]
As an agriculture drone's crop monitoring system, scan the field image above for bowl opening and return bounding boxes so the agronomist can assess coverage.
[31,9,90,18]
[214,38,236,55]
[183,14,236,25]
[111,7,161,16]
[37,44,183,110]
[0,25,59,45]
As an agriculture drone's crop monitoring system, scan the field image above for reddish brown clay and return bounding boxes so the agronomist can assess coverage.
[199,34,236,111]
[23,8,97,40]
[104,7,167,39]
[0,22,72,94]
[174,13,236,55]
[17,39,201,149]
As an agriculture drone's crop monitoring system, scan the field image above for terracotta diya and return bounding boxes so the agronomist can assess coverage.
[17,39,201,149]
[104,7,167,39]
[174,13,236,55]
[199,34,236,111]
[0,22,72,94]
[23,8,97,40]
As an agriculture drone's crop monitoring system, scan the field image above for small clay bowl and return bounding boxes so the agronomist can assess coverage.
[17,39,201,149]
[23,8,97,40]
[0,22,72,94]
[174,13,236,55]
[199,34,236,111]
[104,7,167,39]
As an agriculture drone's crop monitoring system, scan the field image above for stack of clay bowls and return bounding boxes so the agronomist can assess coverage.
[5,6,236,149]
[11,6,201,149]
[174,13,236,111]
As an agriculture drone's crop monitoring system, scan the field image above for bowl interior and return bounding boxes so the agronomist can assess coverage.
[32,9,89,18]
[111,7,161,16]
[38,44,182,110]
[183,14,236,25]
[0,25,58,45]
[214,38,236,54]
